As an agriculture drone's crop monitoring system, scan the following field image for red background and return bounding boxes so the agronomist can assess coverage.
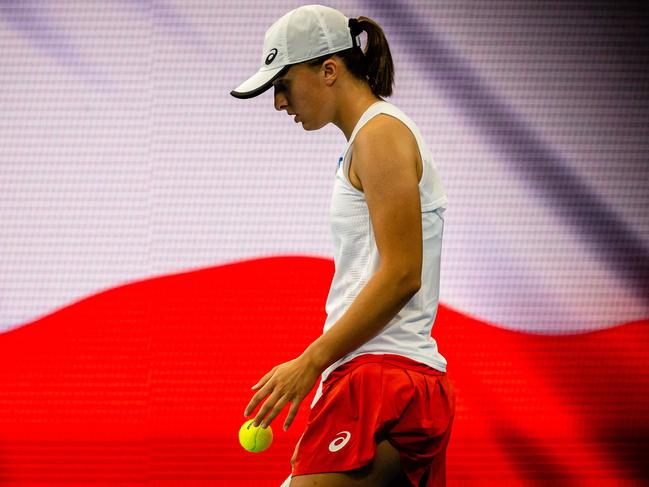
[1,257,647,485]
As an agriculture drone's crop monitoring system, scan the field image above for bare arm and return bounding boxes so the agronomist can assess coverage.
[302,115,423,371]
[245,115,423,430]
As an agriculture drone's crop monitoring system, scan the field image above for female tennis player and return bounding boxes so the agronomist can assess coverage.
[231,5,455,486]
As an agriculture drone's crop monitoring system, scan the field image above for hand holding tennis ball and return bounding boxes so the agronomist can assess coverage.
[239,419,273,453]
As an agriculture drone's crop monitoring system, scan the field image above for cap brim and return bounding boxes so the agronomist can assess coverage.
[230,65,288,99]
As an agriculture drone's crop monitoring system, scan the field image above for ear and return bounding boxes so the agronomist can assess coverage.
[322,58,338,87]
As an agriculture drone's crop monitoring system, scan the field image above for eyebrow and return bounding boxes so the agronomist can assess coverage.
[273,65,293,87]
[273,78,289,89]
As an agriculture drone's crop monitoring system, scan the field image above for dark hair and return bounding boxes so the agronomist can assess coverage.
[306,16,395,98]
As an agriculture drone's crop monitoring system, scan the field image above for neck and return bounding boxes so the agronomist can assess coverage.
[332,82,382,140]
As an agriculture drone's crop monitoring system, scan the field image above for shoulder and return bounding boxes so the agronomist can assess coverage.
[350,113,420,188]
[354,113,416,152]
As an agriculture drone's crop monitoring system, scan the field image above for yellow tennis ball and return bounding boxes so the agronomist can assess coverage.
[239,420,273,453]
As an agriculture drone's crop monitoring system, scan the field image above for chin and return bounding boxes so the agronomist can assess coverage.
[302,120,326,131]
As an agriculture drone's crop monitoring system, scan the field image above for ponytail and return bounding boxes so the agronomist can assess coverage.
[355,16,394,98]
[306,16,395,98]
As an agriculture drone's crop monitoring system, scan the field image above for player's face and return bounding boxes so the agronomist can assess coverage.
[273,64,331,130]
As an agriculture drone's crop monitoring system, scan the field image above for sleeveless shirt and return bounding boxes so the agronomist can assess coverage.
[313,100,448,405]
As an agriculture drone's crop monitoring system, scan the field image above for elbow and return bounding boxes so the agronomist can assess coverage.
[405,276,421,298]
[379,261,421,300]
[390,267,421,299]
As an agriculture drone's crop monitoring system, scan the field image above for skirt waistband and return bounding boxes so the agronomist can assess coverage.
[325,353,446,386]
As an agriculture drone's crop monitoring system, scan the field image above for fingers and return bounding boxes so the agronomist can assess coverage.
[283,400,301,431]
[243,358,314,430]
[254,393,288,428]
[244,367,276,416]
[246,388,305,430]
[251,367,276,390]
[244,379,272,417]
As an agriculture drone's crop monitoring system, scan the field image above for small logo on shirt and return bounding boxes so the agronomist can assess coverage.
[265,48,278,65]
[328,431,351,452]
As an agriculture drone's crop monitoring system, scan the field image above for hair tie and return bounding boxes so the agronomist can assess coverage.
[348,18,362,48]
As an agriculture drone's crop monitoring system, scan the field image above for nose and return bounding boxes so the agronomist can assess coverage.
[274,87,288,112]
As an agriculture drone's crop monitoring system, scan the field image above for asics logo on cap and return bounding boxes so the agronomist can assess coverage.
[265,48,278,65]
[328,431,351,452]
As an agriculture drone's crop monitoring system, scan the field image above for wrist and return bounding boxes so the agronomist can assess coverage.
[300,338,331,374]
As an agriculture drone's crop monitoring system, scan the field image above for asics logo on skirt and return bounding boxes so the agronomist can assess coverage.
[328,431,351,452]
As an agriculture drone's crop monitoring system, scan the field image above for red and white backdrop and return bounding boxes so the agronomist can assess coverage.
[1,0,647,485]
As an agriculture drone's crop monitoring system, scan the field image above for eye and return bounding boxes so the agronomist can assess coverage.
[274,80,289,95]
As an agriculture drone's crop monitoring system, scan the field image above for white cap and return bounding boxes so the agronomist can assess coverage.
[230,5,359,99]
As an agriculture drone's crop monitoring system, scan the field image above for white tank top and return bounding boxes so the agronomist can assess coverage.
[313,101,448,405]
